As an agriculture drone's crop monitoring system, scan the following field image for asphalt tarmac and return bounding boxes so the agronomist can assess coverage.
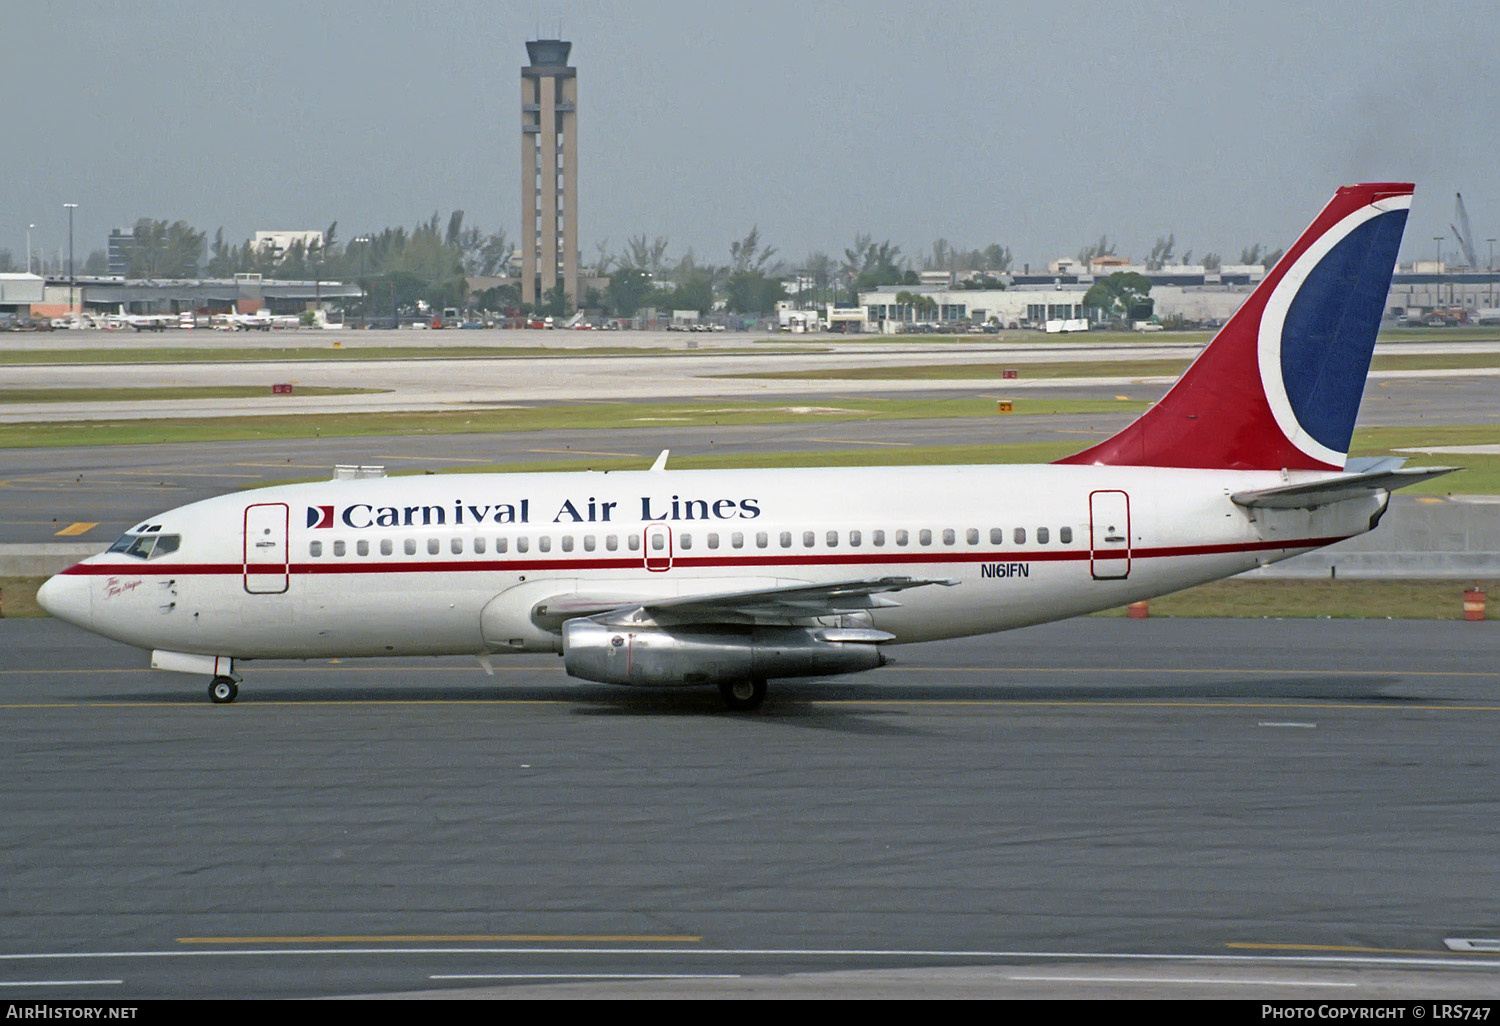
[3,616,1500,999]
[2,371,1496,546]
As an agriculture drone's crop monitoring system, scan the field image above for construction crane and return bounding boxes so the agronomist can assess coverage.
[1450,192,1481,270]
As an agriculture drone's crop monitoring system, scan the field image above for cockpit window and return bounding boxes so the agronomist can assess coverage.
[108,532,181,560]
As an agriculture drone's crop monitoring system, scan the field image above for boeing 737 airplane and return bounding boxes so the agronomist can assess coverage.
[38,183,1452,709]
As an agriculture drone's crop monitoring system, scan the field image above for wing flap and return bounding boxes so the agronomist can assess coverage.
[589,575,958,626]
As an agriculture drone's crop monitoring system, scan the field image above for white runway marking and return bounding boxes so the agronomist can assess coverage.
[431,973,740,981]
[1008,974,1356,987]
[0,946,1495,971]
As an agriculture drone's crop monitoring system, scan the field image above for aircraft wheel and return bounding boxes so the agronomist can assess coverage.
[209,677,239,705]
[719,677,767,712]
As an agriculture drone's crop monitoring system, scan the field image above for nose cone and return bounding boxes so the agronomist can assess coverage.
[36,572,91,627]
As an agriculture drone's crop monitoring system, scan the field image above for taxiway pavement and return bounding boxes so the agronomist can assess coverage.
[3,616,1499,998]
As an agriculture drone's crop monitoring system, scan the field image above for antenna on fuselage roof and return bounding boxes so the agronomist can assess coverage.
[650,449,670,472]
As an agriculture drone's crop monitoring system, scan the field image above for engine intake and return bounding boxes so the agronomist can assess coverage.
[562,619,888,688]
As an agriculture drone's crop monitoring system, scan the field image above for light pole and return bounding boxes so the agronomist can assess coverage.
[26,224,35,274]
[64,203,78,314]
[1488,238,1496,273]
[353,235,370,325]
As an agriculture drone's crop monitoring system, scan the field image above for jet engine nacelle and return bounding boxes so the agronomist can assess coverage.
[561,619,889,688]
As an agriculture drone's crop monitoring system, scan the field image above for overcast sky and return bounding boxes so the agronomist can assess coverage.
[6,0,1499,271]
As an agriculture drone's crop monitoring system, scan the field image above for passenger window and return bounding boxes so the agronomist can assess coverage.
[583,536,595,552]
[309,540,322,558]
[803,531,815,547]
[1014,528,1026,544]
[895,530,908,546]
[357,539,369,556]
[731,532,744,549]
[423,538,436,555]
[680,533,692,550]
[1037,527,1050,544]
[333,540,346,557]
[990,528,1003,544]
[605,535,617,551]
[756,532,768,548]
[826,531,838,548]
[496,537,508,553]
[942,529,955,545]
[474,537,486,554]
[651,533,665,551]
[380,538,392,556]
[517,537,529,553]
[780,531,792,548]
[920,529,932,546]
[850,530,862,546]
[561,536,574,552]
[872,530,885,547]
[966,528,978,545]
[451,537,463,555]
[627,534,640,551]
[538,537,551,552]
[1060,526,1073,544]
[404,538,416,556]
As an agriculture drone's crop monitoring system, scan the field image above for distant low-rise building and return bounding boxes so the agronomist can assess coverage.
[253,230,326,262]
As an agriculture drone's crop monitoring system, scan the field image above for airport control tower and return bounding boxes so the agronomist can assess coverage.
[520,38,578,309]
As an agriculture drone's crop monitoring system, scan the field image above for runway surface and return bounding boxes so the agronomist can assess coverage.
[2,370,1495,546]
[2,329,1498,421]
[4,616,1500,998]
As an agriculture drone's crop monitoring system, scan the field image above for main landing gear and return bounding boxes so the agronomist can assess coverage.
[718,678,767,712]
[208,676,240,704]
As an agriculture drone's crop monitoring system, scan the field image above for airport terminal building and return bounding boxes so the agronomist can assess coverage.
[10,272,361,321]
[855,265,1500,331]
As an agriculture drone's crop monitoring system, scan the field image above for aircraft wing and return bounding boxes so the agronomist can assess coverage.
[581,576,958,628]
[1231,465,1458,510]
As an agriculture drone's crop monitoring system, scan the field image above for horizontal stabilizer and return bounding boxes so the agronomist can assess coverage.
[1231,466,1458,509]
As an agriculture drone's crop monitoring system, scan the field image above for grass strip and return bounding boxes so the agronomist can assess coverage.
[1095,578,1497,619]
[0,397,1146,450]
[716,351,1500,383]
[0,577,48,618]
[0,344,819,366]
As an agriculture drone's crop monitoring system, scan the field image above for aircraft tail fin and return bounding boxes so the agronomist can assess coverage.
[1056,182,1413,471]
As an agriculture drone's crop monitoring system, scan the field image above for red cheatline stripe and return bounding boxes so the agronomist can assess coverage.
[54,536,1351,578]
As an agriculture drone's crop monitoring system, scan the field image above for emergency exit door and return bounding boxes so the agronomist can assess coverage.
[243,502,290,594]
[1089,490,1131,580]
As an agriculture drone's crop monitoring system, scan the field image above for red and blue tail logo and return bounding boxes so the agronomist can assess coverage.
[1058,182,1413,470]
[307,505,335,529]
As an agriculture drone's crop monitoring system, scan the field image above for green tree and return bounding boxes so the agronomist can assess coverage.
[126,219,206,278]
[542,282,572,319]
[605,266,653,317]
[1083,271,1154,323]
[1145,233,1175,270]
[842,235,906,301]
[1076,234,1116,269]
[665,274,713,316]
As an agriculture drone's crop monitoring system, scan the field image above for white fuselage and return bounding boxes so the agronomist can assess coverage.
[42,463,1382,667]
